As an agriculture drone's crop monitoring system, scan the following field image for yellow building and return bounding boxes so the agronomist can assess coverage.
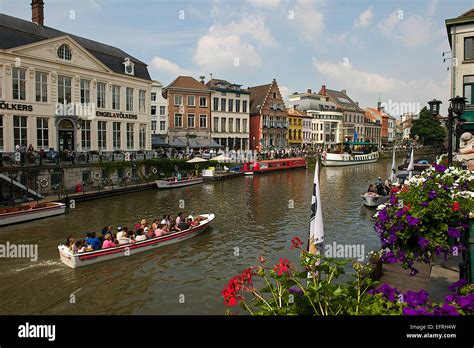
[287,107,304,147]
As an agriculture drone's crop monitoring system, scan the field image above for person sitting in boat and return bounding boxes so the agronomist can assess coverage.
[135,229,147,242]
[176,212,183,226]
[102,234,116,249]
[144,227,154,239]
[187,212,194,222]
[116,226,125,239]
[117,231,132,245]
[367,184,376,193]
[169,221,180,232]
[78,240,93,253]
[69,238,78,254]
[177,218,191,231]
[85,232,101,251]
[154,224,166,237]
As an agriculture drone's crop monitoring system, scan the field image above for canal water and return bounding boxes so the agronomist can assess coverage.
[0,158,395,314]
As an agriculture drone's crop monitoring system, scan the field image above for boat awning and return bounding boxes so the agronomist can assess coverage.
[168,138,187,148]
[152,135,169,148]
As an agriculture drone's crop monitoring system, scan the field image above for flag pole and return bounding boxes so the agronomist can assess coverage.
[308,155,324,255]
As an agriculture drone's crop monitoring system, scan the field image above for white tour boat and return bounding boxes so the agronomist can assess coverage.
[321,141,379,167]
[0,202,65,226]
[58,213,215,268]
[155,177,203,189]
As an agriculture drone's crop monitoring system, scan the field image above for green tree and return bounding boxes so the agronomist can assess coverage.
[410,106,446,145]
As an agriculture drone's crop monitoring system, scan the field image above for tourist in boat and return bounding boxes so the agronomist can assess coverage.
[144,227,154,239]
[116,226,125,239]
[124,227,134,240]
[102,234,116,249]
[160,215,168,225]
[367,184,376,193]
[176,212,183,225]
[187,212,194,222]
[69,238,78,253]
[85,232,101,251]
[140,219,147,229]
[154,224,166,237]
[169,221,180,232]
[178,218,191,231]
[135,229,147,241]
[117,231,132,245]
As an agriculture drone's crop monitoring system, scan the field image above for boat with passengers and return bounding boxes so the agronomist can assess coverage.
[322,141,379,167]
[58,213,215,268]
[243,157,307,175]
[0,202,65,226]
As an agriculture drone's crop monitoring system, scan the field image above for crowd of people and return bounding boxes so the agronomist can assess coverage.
[367,176,398,196]
[65,212,205,254]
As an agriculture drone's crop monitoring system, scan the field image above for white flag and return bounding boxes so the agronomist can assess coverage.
[390,147,397,182]
[407,147,414,179]
[310,160,324,246]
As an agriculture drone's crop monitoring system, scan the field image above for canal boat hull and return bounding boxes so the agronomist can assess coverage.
[243,157,307,174]
[155,177,203,189]
[361,192,390,207]
[0,202,65,226]
[322,152,379,167]
[58,213,215,268]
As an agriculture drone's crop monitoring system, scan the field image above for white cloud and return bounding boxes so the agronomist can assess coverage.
[247,0,281,9]
[193,15,277,71]
[278,85,290,100]
[293,0,325,43]
[378,11,432,47]
[354,6,373,28]
[149,56,192,79]
[312,59,450,115]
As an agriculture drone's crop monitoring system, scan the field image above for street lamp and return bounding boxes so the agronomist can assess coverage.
[428,99,442,116]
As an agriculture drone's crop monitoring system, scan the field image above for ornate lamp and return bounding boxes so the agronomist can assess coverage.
[428,99,442,116]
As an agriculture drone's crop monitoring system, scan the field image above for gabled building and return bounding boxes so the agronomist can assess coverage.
[206,78,250,150]
[162,76,212,148]
[365,102,391,146]
[248,79,288,151]
[0,2,153,152]
[364,110,382,148]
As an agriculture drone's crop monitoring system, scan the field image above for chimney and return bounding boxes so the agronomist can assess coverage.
[341,89,346,95]
[31,0,45,26]
[199,75,205,84]
[321,85,326,96]
[307,88,312,94]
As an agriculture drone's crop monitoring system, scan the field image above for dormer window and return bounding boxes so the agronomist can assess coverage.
[123,57,135,76]
[57,44,72,60]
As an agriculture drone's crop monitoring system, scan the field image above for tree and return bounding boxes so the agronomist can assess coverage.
[410,106,446,145]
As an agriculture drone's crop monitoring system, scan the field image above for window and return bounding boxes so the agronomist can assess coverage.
[273,92,277,98]
[139,90,146,112]
[229,118,233,133]
[465,37,474,61]
[151,106,157,115]
[139,124,146,149]
[98,121,107,150]
[221,118,226,132]
[35,72,48,102]
[81,120,91,150]
[213,97,219,111]
[113,122,121,149]
[228,99,234,112]
[12,68,27,100]
[199,114,207,128]
[151,121,157,131]
[36,117,49,149]
[199,96,207,107]
[112,85,121,110]
[127,123,134,149]
[187,113,195,128]
[160,121,166,131]
[235,100,240,113]
[213,117,219,132]
[187,95,195,106]
[80,79,91,105]
[236,118,240,132]
[0,116,3,150]
[242,100,248,113]
[58,75,72,104]
[13,116,27,146]
[57,44,72,60]
[97,82,106,109]
[126,87,134,111]
[151,92,157,101]
[160,106,166,116]
[174,113,183,127]
[221,98,226,112]
[236,93,240,98]
[174,95,183,106]
[464,75,474,105]
[243,119,247,133]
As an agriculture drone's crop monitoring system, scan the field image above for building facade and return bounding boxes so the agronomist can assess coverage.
[0,8,152,153]
[150,80,168,147]
[365,103,390,146]
[364,110,383,148]
[162,76,212,148]
[287,107,303,147]
[307,105,344,151]
[248,79,288,151]
[388,114,396,144]
[302,112,312,147]
[207,79,250,150]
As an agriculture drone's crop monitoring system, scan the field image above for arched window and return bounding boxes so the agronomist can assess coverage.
[57,44,72,60]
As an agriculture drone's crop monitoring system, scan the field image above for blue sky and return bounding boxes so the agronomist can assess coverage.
[1,0,473,115]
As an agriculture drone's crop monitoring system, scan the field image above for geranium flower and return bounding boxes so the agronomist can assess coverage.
[259,255,266,264]
[453,201,460,212]
[290,236,304,250]
[273,258,290,276]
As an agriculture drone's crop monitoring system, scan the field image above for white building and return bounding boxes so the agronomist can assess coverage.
[387,115,396,143]
[206,79,250,150]
[307,106,344,151]
[150,80,168,147]
[0,5,152,153]
[302,113,312,147]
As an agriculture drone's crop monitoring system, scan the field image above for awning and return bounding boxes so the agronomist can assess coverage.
[207,139,224,148]
[168,138,187,148]
[152,135,169,148]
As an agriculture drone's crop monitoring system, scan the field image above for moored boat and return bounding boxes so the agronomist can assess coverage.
[58,213,215,268]
[0,202,65,226]
[155,177,203,189]
[322,141,379,167]
[361,192,390,207]
[243,157,307,174]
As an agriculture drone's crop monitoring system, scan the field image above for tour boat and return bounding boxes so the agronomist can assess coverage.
[58,213,215,268]
[155,177,203,189]
[361,192,390,207]
[321,141,379,167]
[243,157,307,174]
[0,202,65,226]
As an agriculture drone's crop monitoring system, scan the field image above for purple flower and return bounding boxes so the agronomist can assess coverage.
[405,289,429,307]
[421,201,429,207]
[406,215,421,226]
[448,227,461,238]
[389,195,397,205]
[433,303,460,316]
[382,251,397,264]
[434,163,447,173]
[402,306,431,315]
[448,279,467,292]
[434,246,446,255]
[288,287,304,294]
[397,250,406,261]
[418,237,430,249]
[455,294,474,311]
[442,184,450,191]
[377,208,389,223]
[428,190,437,200]
[410,267,419,276]
[376,283,399,302]
[395,209,405,218]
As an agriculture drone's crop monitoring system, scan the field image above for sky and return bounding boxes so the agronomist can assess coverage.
[1,0,473,116]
